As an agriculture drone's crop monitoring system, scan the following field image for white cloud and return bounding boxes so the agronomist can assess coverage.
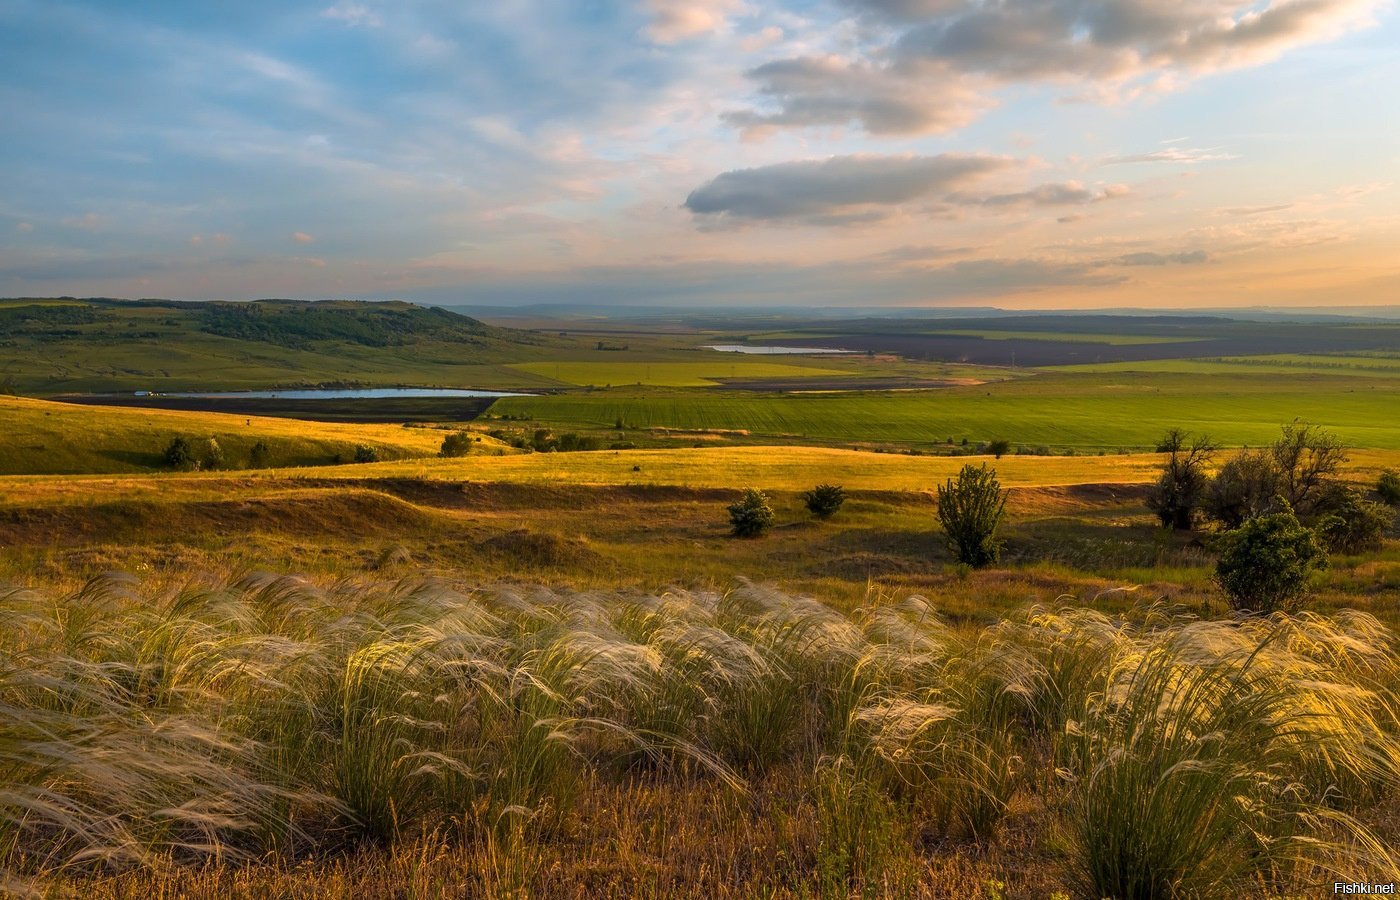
[644,0,745,43]
[292,231,316,244]
[321,2,381,28]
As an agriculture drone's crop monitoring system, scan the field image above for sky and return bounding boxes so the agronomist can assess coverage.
[1,0,1397,310]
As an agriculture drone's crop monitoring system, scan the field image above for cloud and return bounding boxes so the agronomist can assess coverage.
[643,0,744,43]
[291,231,316,244]
[722,56,988,137]
[729,0,1383,136]
[1107,250,1212,266]
[683,153,1013,223]
[1102,147,1240,165]
[976,182,1130,208]
[61,212,103,230]
[321,3,381,28]
[15,222,33,233]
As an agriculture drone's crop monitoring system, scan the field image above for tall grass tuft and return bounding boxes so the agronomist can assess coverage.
[1,575,1396,896]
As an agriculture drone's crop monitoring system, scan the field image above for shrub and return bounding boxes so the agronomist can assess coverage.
[1214,508,1327,613]
[936,464,1007,568]
[1378,470,1400,506]
[985,439,1011,460]
[248,440,272,469]
[440,431,473,458]
[557,433,599,452]
[803,484,847,520]
[728,488,775,538]
[201,437,226,471]
[1146,429,1214,530]
[162,436,195,470]
[353,445,380,464]
[1204,450,1279,528]
[1314,486,1393,555]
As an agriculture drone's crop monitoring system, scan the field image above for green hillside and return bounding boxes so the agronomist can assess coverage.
[0,297,563,394]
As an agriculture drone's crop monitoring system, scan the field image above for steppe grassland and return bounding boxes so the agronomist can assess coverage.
[2,576,1397,898]
[0,396,513,475]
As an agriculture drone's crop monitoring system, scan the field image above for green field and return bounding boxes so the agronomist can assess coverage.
[507,359,851,387]
[1059,353,1400,377]
[487,372,1400,450]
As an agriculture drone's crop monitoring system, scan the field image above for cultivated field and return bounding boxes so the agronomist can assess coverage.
[487,371,1400,451]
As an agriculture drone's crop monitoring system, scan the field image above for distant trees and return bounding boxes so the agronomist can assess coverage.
[162,436,195,470]
[729,488,775,538]
[936,464,1007,568]
[985,439,1011,460]
[1201,424,1349,528]
[440,431,473,458]
[353,445,381,464]
[802,484,846,520]
[161,435,227,470]
[1147,429,1216,530]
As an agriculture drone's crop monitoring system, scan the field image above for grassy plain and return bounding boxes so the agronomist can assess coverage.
[487,371,1400,450]
[0,395,505,475]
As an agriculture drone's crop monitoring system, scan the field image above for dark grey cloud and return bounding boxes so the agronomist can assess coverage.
[720,57,984,136]
[683,153,1012,222]
[1106,250,1212,266]
[730,0,1381,136]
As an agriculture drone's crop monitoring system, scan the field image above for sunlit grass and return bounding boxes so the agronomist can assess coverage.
[3,575,1396,896]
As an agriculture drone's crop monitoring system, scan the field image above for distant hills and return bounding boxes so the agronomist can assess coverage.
[0,298,559,395]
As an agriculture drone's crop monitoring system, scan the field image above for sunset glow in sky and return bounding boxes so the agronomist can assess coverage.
[2,0,1397,308]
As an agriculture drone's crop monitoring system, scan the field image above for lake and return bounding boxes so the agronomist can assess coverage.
[704,344,853,355]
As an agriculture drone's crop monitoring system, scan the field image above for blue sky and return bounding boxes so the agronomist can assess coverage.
[1,0,1396,307]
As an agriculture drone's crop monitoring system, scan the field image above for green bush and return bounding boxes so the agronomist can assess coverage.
[162,436,195,470]
[1314,486,1393,555]
[802,484,847,520]
[353,445,381,464]
[557,433,599,452]
[1378,470,1400,506]
[248,440,272,469]
[439,431,473,458]
[201,437,226,471]
[985,439,1011,460]
[936,464,1007,568]
[1205,451,1279,528]
[728,488,775,538]
[1214,508,1328,613]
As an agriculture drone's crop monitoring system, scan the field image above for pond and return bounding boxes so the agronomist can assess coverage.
[145,388,530,400]
[704,344,853,355]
